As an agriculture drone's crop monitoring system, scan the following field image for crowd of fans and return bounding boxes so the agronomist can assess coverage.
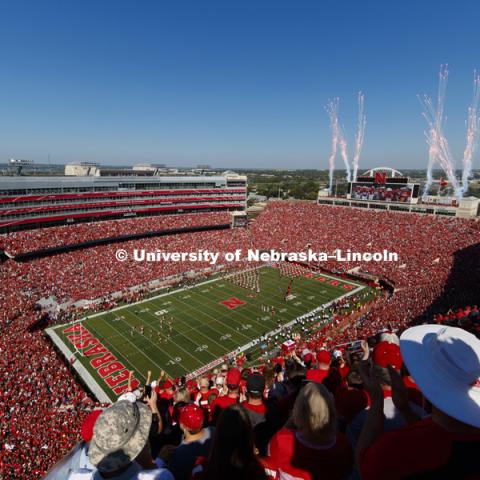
[0,212,231,255]
[0,227,252,308]
[0,201,479,479]
[53,323,480,479]
[251,202,480,341]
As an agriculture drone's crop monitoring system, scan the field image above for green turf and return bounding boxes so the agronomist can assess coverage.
[50,266,370,400]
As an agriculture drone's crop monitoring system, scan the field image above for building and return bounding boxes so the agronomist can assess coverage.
[0,172,247,232]
[318,167,478,218]
[64,162,100,176]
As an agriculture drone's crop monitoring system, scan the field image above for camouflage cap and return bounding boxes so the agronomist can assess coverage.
[88,400,152,473]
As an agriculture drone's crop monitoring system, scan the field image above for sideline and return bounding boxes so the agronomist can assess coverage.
[46,328,113,402]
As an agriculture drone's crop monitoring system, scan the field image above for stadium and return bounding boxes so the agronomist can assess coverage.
[1,162,479,479]
[3,3,480,479]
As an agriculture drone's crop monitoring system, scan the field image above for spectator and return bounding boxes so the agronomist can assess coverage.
[154,389,190,452]
[307,350,342,394]
[332,349,350,381]
[2,212,231,256]
[334,370,369,431]
[306,349,331,383]
[63,410,103,480]
[88,400,172,479]
[241,373,267,428]
[164,404,215,480]
[214,375,224,394]
[347,341,424,446]
[357,325,480,479]
[267,382,354,479]
[195,377,218,415]
[192,404,268,480]
[2,200,480,479]
[268,357,306,402]
[210,368,241,423]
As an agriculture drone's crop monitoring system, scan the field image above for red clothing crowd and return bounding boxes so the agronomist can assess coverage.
[0,212,231,255]
[0,201,479,479]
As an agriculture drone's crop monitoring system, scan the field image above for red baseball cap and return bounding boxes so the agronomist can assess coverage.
[81,409,103,442]
[226,368,241,386]
[272,356,284,366]
[179,404,204,431]
[373,341,403,370]
[316,350,331,365]
[303,352,314,364]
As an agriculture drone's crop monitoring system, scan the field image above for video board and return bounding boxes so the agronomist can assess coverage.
[349,182,419,203]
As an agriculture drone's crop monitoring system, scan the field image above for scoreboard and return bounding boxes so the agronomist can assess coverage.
[349,171,420,204]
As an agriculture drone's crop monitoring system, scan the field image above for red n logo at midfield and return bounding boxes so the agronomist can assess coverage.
[374,171,387,184]
[220,297,246,309]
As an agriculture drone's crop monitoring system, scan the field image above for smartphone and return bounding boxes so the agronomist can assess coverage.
[347,340,364,359]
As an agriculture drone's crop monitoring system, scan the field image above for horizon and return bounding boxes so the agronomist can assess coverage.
[1,160,478,175]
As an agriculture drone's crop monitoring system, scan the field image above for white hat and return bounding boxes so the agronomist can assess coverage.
[379,331,400,346]
[332,349,343,359]
[400,325,480,428]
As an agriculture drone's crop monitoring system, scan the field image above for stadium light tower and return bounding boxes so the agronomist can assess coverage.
[9,158,34,175]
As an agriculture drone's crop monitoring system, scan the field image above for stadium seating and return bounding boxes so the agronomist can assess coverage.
[1,201,480,479]
[0,212,231,256]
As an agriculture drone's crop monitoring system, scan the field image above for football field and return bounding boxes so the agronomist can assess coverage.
[47,266,371,401]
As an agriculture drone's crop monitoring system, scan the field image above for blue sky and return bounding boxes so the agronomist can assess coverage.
[0,0,479,169]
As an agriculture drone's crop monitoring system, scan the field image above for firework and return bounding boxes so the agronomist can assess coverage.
[325,98,341,192]
[325,95,364,190]
[420,65,480,199]
[460,71,480,195]
[352,92,366,181]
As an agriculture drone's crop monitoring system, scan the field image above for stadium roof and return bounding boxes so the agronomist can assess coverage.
[0,175,231,190]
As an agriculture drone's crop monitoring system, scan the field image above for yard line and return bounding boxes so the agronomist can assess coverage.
[143,309,235,356]
[212,274,340,333]
[178,270,344,351]
[153,293,253,345]
[215,276,365,344]
[84,273,357,378]
[101,313,174,372]
[84,265,268,321]
[119,310,202,372]
[85,320,148,383]
[178,286,263,339]
[58,266,368,385]
[185,284,366,379]
[164,267,356,345]
[117,297,241,355]
[125,308,220,363]
[89,266,329,347]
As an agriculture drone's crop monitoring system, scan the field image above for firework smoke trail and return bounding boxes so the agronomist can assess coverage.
[436,132,461,197]
[420,65,460,197]
[420,65,448,197]
[460,71,480,195]
[420,107,461,197]
[352,92,366,181]
[326,98,351,183]
[325,98,340,192]
[338,125,352,182]
[327,131,338,192]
